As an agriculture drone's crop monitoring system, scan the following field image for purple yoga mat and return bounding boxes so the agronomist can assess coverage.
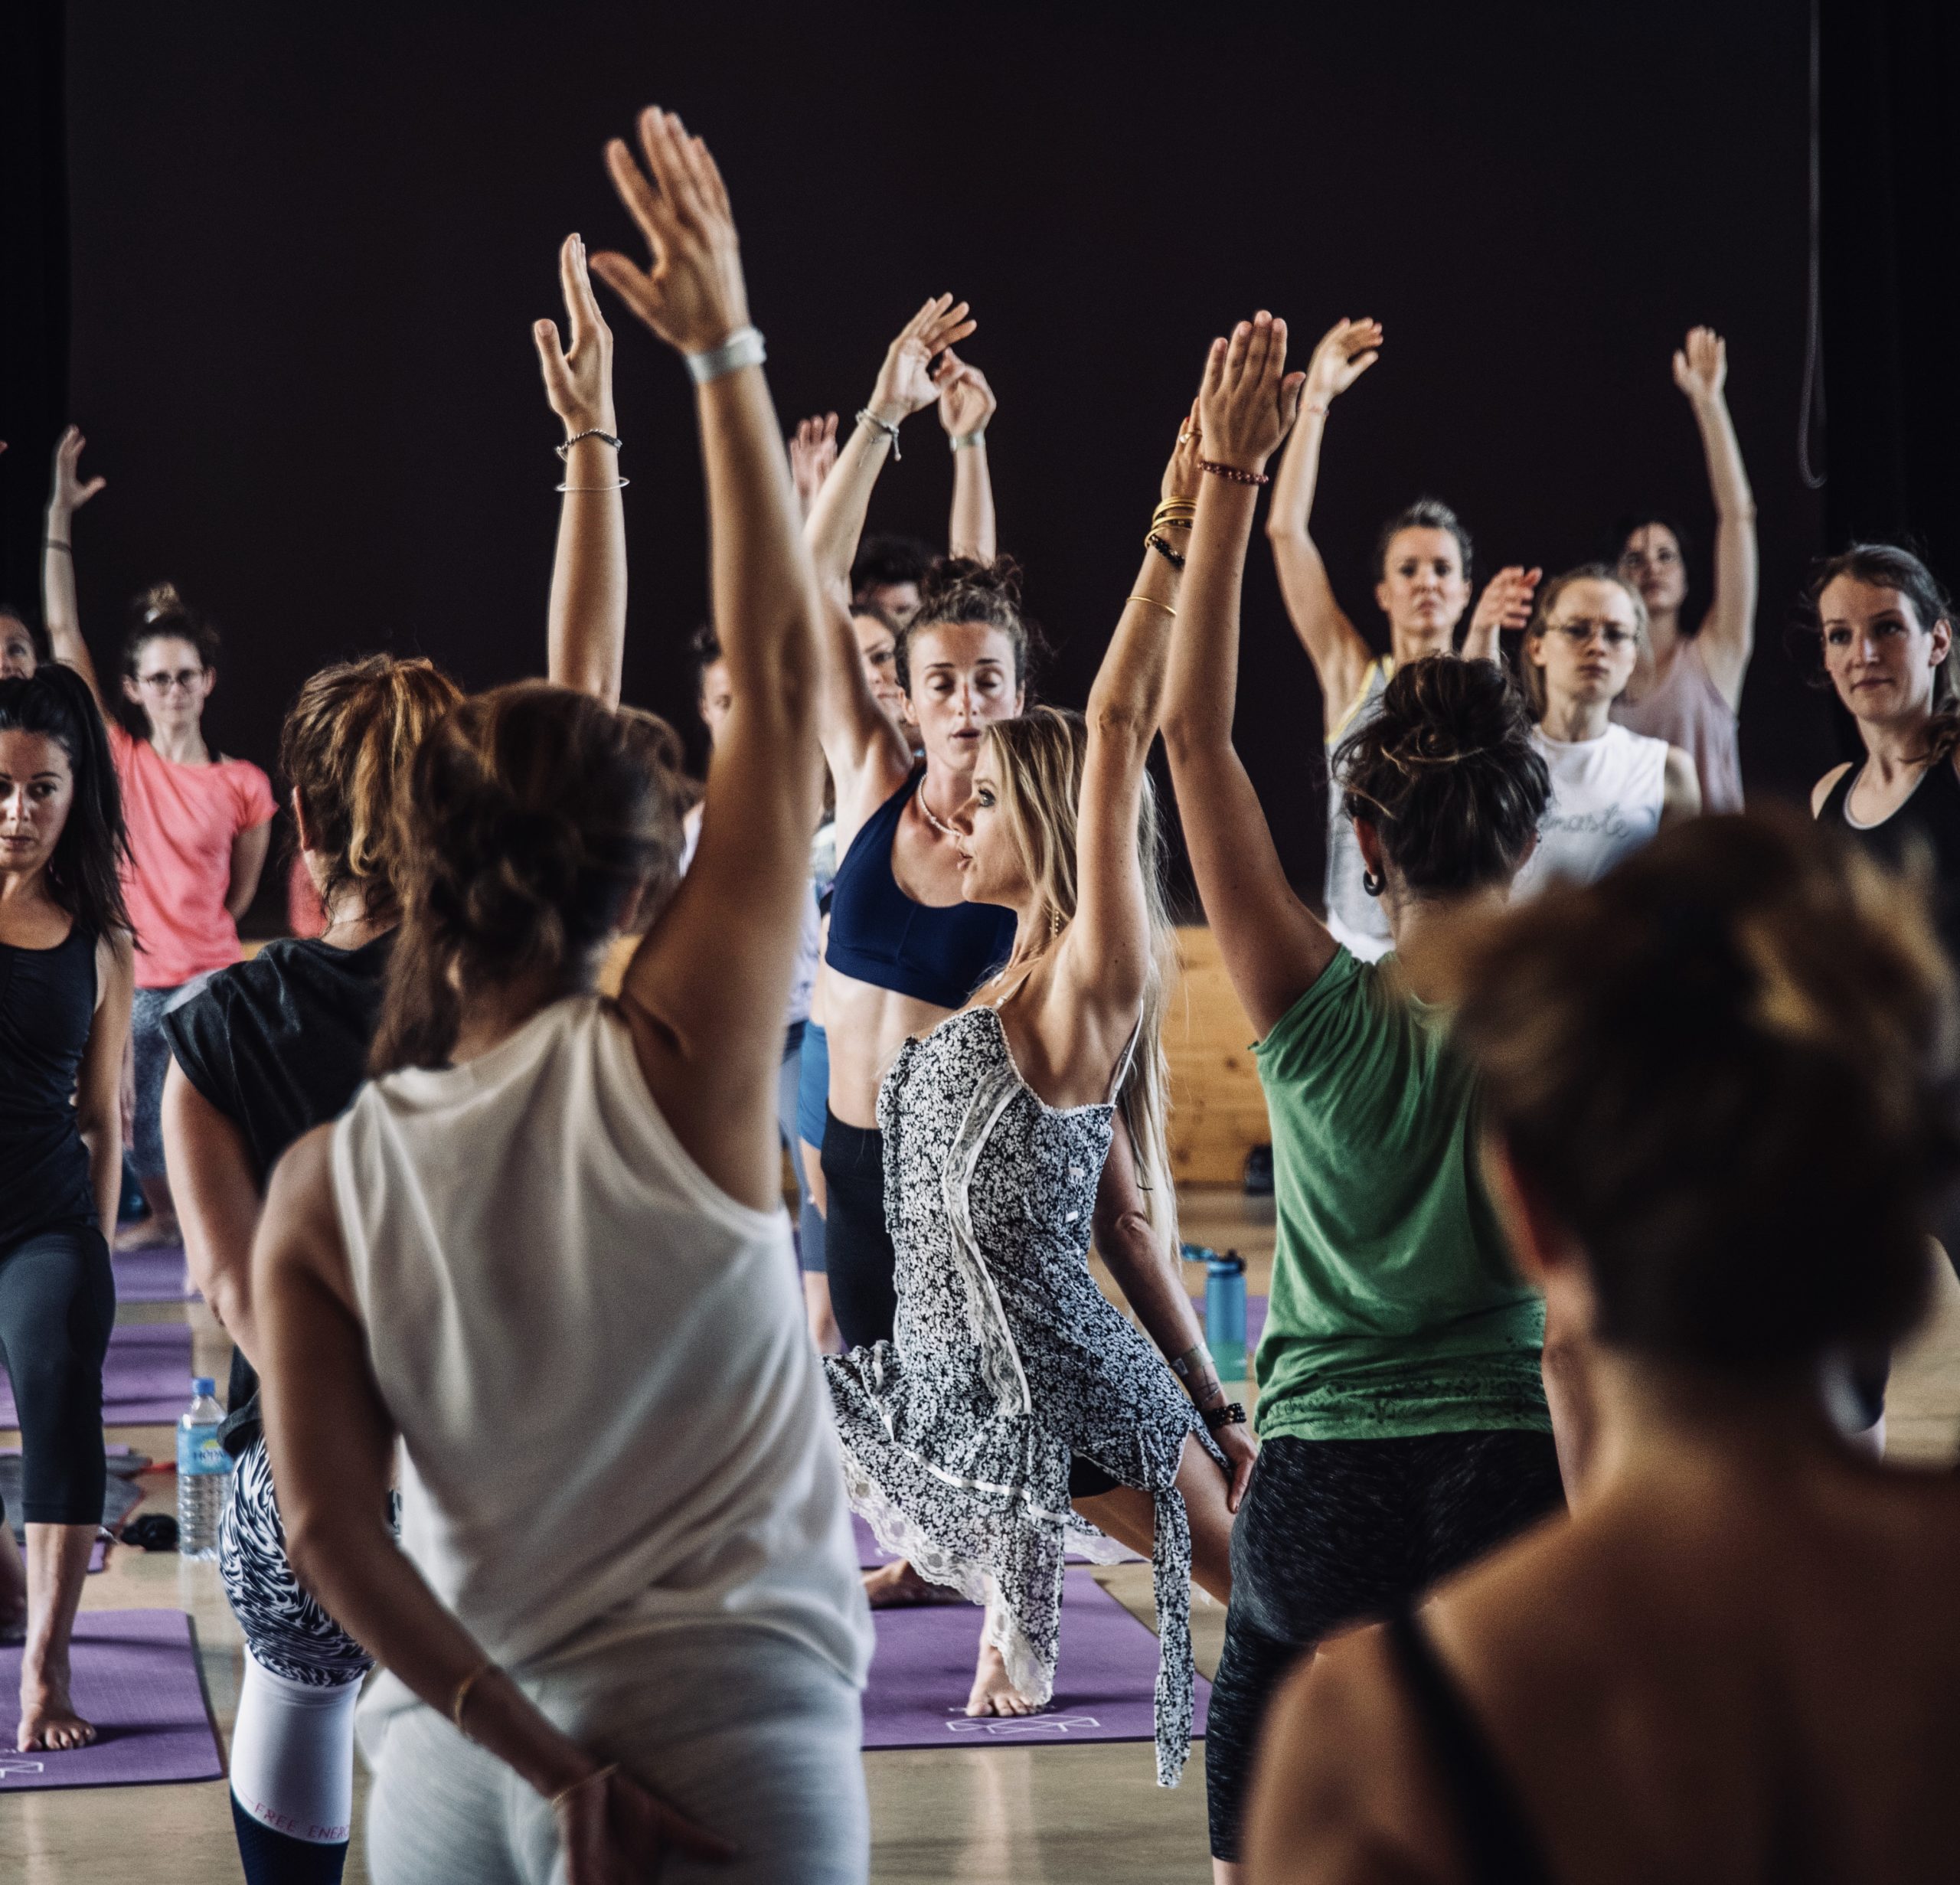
[0,1609,223,1788]
[861,1566,1208,1751]
[0,1321,194,1430]
[113,1246,200,1304]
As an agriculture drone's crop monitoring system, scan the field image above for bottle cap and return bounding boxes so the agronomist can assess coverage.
[1207,1250,1246,1276]
[192,1377,216,1397]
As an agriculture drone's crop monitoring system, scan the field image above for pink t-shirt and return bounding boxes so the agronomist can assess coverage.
[110,723,276,988]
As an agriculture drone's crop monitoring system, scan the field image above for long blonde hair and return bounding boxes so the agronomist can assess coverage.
[984,707,1180,1251]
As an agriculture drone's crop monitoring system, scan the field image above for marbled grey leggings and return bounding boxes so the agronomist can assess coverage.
[361,1625,867,1885]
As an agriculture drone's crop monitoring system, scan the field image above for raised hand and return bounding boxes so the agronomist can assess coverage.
[49,426,107,516]
[868,296,977,424]
[1163,397,1204,508]
[789,413,839,514]
[534,235,617,438]
[590,107,749,356]
[1468,565,1543,639]
[1301,317,1382,410]
[933,348,997,440]
[1672,325,1728,406]
[1197,312,1307,475]
[557,1766,737,1885]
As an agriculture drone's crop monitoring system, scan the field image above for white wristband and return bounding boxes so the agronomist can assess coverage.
[685,325,766,386]
[949,430,987,452]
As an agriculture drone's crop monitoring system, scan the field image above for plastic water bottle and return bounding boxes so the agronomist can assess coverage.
[177,1377,230,1560]
[1206,1250,1249,1383]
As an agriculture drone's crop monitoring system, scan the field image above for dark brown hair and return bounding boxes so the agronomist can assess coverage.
[1335,655,1549,896]
[1455,812,1959,1370]
[370,681,687,1072]
[897,556,1037,695]
[1805,542,1960,765]
[280,656,462,921]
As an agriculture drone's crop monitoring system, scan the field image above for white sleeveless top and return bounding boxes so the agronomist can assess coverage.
[1514,721,1669,897]
[332,995,871,1724]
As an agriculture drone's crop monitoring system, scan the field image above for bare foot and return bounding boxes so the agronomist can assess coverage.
[862,1560,966,1609]
[113,1215,179,1253]
[18,1671,96,1753]
[965,1644,1037,1717]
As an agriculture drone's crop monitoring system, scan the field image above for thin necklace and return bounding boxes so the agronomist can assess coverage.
[916,782,960,839]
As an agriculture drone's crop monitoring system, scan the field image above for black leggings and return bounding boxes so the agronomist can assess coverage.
[820,1109,1120,1499]
[0,1225,113,1527]
[820,1110,898,1351]
[1205,1429,1564,1862]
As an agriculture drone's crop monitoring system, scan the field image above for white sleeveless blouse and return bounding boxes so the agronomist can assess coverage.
[1514,721,1669,897]
[331,995,871,1720]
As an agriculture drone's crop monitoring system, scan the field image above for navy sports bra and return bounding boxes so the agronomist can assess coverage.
[826,770,1017,1011]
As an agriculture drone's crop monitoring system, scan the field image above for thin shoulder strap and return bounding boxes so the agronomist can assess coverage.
[1383,1608,1553,1885]
[1106,1016,1143,1103]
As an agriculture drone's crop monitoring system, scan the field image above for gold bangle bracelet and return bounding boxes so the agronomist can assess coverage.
[1125,594,1176,616]
[550,1762,619,1811]
[452,1659,497,1738]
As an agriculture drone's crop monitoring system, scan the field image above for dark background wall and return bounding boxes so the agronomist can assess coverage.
[7,2,1839,918]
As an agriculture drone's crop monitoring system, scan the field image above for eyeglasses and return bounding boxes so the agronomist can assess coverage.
[138,668,205,693]
[1550,620,1638,648]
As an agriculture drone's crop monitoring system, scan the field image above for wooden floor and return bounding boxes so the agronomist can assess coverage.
[7,1190,1959,1883]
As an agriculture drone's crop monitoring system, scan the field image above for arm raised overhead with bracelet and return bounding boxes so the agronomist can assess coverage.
[936,345,997,562]
[41,426,109,710]
[803,296,975,817]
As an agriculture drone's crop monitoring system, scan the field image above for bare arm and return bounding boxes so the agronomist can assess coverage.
[535,234,627,706]
[162,1063,265,1360]
[803,299,974,797]
[1162,317,1338,1041]
[224,821,273,923]
[1674,327,1757,707]
[42,426,108,709]
[1266,319,1380,729]
[1057,403,1201,1024]
[936,348,998,561]
[788,413,838,521]
[590,110,825,1216]
[77,933,132,1233]
[1661,745,1701,825]
[1459,567,1543,665]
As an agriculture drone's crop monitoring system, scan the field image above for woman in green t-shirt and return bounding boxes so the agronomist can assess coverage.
[1158,365,1563,1877]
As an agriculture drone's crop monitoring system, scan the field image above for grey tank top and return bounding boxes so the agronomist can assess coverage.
[1323,658,1394,960]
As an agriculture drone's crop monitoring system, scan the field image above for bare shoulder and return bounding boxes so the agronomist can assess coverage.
[1811,760,1854,818]
[1248,1622,1462,1885]
[259,1123,353,1295]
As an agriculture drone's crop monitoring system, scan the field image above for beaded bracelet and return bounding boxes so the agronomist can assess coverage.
[1201,1400,1249,1431]
[1145,532,1186,571]
[1198,459,1269,486]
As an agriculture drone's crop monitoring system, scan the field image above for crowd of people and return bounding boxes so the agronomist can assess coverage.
[1,102,1957,1884]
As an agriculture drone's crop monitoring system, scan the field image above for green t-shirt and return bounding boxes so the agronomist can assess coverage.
[1252,948,1548,1442]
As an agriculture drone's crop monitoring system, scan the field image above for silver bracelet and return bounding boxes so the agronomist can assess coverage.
[854,407,902,462]
[685,325,766,386]
[948,430,987,452]
[556,430,622,459]
[555,477,630,492]
[1168,1341,1216,1384]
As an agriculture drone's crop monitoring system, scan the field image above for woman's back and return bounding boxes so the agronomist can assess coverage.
[332,992,871,1691]
[1436,1454,1960,1882]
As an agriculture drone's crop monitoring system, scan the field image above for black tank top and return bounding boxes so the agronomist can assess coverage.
[0,922,100,1247]
[1819,756,1960,960]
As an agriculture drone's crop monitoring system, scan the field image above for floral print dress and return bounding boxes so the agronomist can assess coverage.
[824,1001,1219,1785]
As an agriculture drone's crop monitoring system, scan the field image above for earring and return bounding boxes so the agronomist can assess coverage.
[1361,870,1385,898]
[1050,907,1063,938]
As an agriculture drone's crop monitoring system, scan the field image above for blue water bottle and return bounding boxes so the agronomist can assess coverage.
[1206,1250,1248,1383]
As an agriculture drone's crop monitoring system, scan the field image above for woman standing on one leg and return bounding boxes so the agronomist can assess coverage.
[42,433,275,1250]
[161,232,627,1884]
[1160,317,1564,1876]
[1510,564,1699,897]
[1612,325,1758,812]
[0,663,133,1753]
[826,333,1285,1783]
[1266,316,1540,960]
[253,109,871,1885]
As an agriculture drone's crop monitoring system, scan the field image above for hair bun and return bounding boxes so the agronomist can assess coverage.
[139,581,186,624]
